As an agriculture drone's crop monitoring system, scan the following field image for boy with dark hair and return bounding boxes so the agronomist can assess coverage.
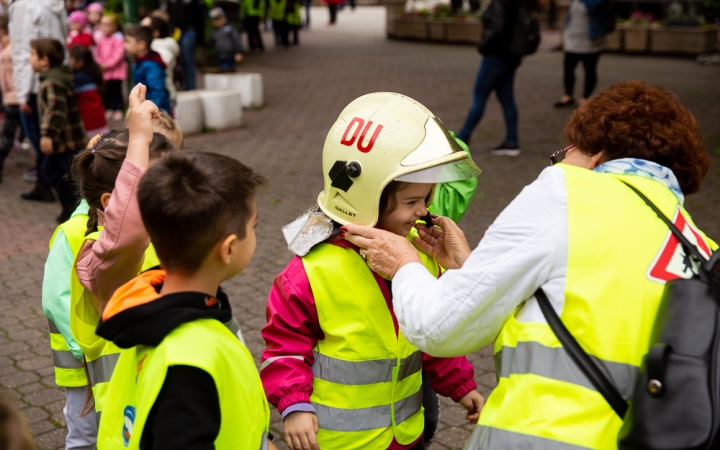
[125,25,171,113]
[95,91,274,449]
[30,38,86,222]
[209,7,243,72]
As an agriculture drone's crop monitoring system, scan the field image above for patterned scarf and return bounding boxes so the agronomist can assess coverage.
[593,158,684,205]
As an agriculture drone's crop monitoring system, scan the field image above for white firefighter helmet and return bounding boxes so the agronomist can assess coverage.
[317,92,481,226]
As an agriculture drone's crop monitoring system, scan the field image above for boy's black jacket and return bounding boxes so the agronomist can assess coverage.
[96,271,237,449]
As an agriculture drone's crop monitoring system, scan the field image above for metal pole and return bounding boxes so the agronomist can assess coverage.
[124,0,138,24]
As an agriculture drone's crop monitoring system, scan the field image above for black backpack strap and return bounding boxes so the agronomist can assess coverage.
[620,181,706,263]
[534,288,629,418]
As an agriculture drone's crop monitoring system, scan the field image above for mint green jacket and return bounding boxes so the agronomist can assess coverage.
[42,200,89,360]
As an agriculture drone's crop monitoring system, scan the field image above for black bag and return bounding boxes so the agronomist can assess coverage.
[535,181,720,450]
[510,0,541,56]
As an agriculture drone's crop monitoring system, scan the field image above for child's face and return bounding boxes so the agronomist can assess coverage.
[125,36,143,58]
[100,17,116,36]
[376,183,433,237]
[225,199,259,279]
[88,11,102,25]
[212,17,226,28]
[69,56,81,71]
[69,22,83,33]
[29,48,48,73]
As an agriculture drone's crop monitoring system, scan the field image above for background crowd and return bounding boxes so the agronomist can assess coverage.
[0,0,315,225]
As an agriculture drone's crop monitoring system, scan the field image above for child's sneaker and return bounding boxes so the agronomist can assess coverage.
[490,142,521,157]
[112,111,124,121]
[105,110,112,121]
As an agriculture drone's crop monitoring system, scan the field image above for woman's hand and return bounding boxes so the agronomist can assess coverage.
[458,390,485,424]
[126,83,159,168]
[342,224,421,280]
[414,215,472,270]
[284,412,319,450]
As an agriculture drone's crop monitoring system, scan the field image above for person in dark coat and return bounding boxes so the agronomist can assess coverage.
[457,0,538,157]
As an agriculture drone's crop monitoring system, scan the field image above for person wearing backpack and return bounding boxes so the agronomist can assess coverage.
[456,0,539,157]
[554,0,614,108]
[341,81,718,449]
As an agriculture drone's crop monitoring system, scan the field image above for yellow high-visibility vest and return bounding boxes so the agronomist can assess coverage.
[302,239,439,450]
[475,164,718,449]
[47,212,90,388]
[70,230,159,412]
[97,318,270,450]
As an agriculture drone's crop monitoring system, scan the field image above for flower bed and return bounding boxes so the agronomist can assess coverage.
[650,25,718,54]
[387,3,482,44]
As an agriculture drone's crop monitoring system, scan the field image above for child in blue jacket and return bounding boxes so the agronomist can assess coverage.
[125,25,171,113]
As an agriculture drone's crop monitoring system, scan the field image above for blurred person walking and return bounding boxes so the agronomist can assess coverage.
[96,13,126,120]
[269,0,288,47]
[325,0,342,25]
[9,0,68,202]
[242,0,266,52]
[0,14,20,184]
[456,0,540,157]
[554,0,614,108]
[166,0,206,90]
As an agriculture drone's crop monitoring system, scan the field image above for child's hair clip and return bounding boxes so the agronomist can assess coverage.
[89,130,110,152]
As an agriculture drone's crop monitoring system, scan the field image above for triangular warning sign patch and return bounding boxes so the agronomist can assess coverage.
[647,208,711,283]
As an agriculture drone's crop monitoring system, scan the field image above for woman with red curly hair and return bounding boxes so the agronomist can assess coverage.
[341,81,717,449]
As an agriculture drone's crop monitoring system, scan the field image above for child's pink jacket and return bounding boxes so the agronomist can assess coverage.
[261,241,478,449]
[95,32,127,81]
[76,160,151,303]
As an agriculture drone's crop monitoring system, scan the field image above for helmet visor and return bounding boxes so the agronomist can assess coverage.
[395,157,481,184]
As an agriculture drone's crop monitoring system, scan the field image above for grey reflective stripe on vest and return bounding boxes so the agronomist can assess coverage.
[87,353,120,386]
[47,319,61,334]
[313,389,422,432]
[465,425,592,450]
[260,355,304,371]
[259,429,268,450]
[52,350,83,369]
[312,350,422,385]
[497,341,639,400]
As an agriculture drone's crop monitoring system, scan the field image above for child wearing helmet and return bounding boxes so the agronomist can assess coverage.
[261,92,484,450]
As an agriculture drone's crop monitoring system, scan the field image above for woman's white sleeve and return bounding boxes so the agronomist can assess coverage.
[392,167,569,357]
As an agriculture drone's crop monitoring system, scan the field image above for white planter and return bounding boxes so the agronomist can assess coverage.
[174,91,204,136]
[198,90,243,131]
[203,73,264,108]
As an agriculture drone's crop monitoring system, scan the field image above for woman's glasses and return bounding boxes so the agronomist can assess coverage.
[550,144,576,165]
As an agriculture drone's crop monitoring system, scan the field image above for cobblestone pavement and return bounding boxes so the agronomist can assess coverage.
[0,6,719,450]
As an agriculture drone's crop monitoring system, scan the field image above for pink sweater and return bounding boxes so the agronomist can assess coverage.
[76,160,151,303]
[95,32,127,81]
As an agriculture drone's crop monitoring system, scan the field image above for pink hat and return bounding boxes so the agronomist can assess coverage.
[69,10,89,28]
[86,3,104,13]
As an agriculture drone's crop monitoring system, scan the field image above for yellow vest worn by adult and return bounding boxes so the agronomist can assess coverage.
[476,164,718,449]
[268,0,286,21]
[47,213,91,388]
[70,231,160,412]
[302,239,440,450]
[97,318,270,450]
[286,1,301,26]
